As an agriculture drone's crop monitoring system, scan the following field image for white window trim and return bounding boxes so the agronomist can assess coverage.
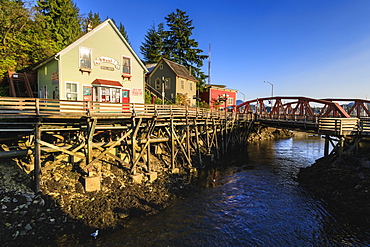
[65,81,79,101]
[79,46,92,70]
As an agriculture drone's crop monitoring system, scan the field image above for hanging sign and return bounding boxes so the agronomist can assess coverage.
[94,56,120,70]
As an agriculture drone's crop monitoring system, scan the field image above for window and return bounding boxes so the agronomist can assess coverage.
[155,78,161,90]
[190,82,193,91]
[160,63,163,70]
[228,97,233,105]
[79,47,91,69]
[122,56,131,74]
[111,88,121,103]
[66,82,78,100]
[165,78,170,89]
[181,80,185,90]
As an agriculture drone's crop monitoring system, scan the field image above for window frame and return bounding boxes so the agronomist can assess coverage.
[165,78,170,89]
[155,78,161,90]
[65,81,78,101]
[79,47,92,70]
[122,56,131,75]
[180,80,185,90]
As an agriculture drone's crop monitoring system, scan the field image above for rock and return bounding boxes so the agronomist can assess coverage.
[362,160,370,169]
[2,196,11,203]
[24,223,32,231]
[358,172,365,180]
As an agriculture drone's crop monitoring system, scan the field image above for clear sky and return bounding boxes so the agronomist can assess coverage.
[72,0,370,101]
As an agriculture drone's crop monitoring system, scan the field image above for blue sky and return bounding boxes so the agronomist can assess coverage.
[72,0,370,101]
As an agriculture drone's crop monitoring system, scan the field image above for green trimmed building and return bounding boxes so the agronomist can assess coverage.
[146,58,198,106]
[34,19,147,104]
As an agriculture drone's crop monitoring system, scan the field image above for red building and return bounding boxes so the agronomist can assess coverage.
[199,84,238,111]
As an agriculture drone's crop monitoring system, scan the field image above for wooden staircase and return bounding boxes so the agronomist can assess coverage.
[145,83,171,103]
[8,71,36,97]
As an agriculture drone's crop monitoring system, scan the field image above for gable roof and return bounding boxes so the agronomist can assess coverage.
[159,58,198,82]
[33,19,148,72]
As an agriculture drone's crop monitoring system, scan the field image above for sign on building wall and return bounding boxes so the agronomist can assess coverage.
[94,56,120,70]
[132,88,143,97]
[51,71,59,85]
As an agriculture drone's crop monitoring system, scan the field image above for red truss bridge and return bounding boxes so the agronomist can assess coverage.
[235,96,370,136]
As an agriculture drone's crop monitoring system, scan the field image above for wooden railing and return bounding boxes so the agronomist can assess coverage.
[0,97,244,119]
[1,97,370,136]
[318,118,359,136]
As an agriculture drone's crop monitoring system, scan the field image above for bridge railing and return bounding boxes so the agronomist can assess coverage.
[319,118,359,136]
[257,114,319,125]
[359,118,370,136]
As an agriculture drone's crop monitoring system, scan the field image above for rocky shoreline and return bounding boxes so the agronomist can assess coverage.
[0,126,295,246]
[298,152,370,224]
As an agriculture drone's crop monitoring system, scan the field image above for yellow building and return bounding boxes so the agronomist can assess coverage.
[34,19,147,104]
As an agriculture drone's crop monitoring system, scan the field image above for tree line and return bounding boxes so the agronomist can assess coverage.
[0,0,207,95]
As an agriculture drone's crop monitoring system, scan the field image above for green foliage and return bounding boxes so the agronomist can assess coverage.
[175,93,189,106]
[82,11,101,33]
[145,91,152,104]
[36,0,82,51]
[197,100,210,108]
[0,0,57,83]
[111,18,130,44]
[140,9,208,91]
[140,23,165,64]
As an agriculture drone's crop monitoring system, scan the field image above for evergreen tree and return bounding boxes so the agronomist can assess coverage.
[164,9,208,90]
[140,23,165,64]
[0,0,56,83]
[36,0,82,50]
[118,22,130,44]
[82,11,101,33]
[111,18,130,44]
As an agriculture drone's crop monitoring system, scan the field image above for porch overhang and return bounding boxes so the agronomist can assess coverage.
[92,79,123,87]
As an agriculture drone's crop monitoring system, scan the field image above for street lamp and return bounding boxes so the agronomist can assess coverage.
[263,81,274,110]
[239,91,246,102]
[263,81,274,98]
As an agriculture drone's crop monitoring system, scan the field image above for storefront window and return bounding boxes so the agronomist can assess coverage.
[100,87,110,102]
[111,88,121,103]
[98,87,121,103]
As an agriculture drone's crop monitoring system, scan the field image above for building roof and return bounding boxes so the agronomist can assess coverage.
[161,58,198,82]
[145,63,157,73]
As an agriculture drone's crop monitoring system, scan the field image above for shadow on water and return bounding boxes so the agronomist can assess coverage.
[55,135,370,246]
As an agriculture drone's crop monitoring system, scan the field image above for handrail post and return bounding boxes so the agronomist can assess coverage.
[35,98,40,115]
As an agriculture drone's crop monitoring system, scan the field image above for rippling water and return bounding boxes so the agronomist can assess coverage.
[61,135,370,246]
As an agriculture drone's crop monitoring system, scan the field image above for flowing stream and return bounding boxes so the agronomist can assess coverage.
[59,135,370,246]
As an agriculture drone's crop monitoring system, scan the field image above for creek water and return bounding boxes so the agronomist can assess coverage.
[60,135,370,246]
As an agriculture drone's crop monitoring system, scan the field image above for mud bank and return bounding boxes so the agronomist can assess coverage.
[0,126,290,246]
[298,154,370,223]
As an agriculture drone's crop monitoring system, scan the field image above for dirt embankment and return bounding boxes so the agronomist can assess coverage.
[0,125,291,246]
[298,153,370,223]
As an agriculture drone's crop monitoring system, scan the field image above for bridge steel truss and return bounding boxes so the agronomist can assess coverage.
[235,96,370,161]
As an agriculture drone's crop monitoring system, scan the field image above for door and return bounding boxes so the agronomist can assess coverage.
[83,85,92,110]
[122,89,130,112]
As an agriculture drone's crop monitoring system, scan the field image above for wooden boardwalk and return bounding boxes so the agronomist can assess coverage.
[0,97,368,191]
